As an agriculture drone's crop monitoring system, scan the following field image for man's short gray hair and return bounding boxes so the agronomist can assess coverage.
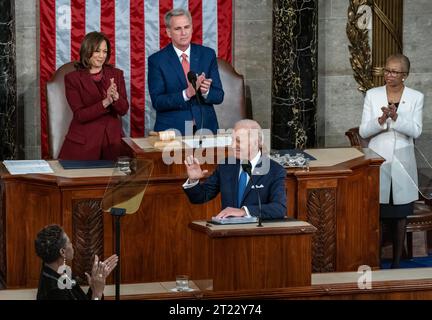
[164,8,192,28]
[234,119,264,147]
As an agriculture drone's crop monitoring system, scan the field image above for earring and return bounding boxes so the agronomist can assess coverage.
[402,78,405,82]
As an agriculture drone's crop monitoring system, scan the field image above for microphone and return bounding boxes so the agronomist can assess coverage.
[187,71,203,105]
[187,70,204,147]
[241,160,263,227]
[241,161,252,177]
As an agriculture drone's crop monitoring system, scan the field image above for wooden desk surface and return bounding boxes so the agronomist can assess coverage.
[0,143,384,288]
[190,219,317,237]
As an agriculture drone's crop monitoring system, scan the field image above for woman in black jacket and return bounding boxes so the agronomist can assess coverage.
[34,224,118,300]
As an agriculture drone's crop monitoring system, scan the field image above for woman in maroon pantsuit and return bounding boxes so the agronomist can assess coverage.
[59,32,129,160]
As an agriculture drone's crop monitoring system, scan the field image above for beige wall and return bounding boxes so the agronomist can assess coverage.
[233,0,273,130]
[15,0,432,158]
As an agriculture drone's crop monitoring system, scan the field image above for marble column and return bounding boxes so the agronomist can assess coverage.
[271,0,318,150]
[0,0,17,160]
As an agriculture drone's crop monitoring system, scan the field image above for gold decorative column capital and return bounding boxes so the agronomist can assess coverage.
[346,0,374,93]
[347,0,404,92]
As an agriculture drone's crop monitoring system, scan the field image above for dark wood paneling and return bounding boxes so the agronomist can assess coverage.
[4,180,62,288]
[72,199,104,284]
[0,180,6,286]
[0,147,384,288]
[114,183,219,283]
[111,279,432,300]
[307,188,336,272]
[191,229,312,291]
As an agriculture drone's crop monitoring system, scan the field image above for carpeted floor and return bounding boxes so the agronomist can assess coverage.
[381,255,432,269]
[381,230,432,269]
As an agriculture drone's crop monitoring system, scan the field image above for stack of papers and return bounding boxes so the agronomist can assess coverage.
[183,135,232,148]
[3,160,54,175]
[211,216,258,225]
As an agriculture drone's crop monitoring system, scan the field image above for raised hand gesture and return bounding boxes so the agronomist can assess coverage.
[184,155,208,181]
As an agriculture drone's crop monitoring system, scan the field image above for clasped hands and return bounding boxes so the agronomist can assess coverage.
[85,254,118,300]
[184,155,246,219]
[103,78,119,108]
[186,72,212,99]
[378,104,398,125]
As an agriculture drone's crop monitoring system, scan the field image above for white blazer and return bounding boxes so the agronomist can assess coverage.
[359,85,423,205]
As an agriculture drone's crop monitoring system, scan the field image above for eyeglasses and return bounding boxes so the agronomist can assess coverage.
[383,69,406,76]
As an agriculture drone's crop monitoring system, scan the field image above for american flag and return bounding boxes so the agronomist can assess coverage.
[39,0,233,158]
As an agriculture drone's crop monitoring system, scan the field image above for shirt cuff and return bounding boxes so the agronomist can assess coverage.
[242,206,251,217]
[201,88,210,99]
[182,89,191,101]
[182,178,199,189]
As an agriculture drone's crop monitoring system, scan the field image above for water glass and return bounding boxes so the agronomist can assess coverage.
[117,156,131,174]
[175,275,189,291]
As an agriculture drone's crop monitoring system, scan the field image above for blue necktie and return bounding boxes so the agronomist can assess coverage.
[237,169,248,208]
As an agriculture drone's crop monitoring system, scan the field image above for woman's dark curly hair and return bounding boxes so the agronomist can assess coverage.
[34,224,67,263]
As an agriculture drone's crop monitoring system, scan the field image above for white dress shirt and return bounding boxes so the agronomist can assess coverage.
[172,44,209,101]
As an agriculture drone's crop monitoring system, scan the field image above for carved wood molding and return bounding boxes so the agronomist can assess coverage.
[347,0,374,93]
[307,188,336,272]
[72,199,104,285]
[0,181,6,283]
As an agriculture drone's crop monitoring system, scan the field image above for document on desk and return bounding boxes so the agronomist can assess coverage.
[3,160,54,175]
[210,216,258,225]
[183,135,232,148]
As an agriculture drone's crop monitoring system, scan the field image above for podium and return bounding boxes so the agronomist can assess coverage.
[189,219,316,291]
[0,139,383,288]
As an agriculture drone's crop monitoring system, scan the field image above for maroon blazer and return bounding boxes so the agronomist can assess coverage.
[58,65,129,160]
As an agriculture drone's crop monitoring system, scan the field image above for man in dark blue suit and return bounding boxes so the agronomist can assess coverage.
[183,120,287,219]
[148,8,224,135]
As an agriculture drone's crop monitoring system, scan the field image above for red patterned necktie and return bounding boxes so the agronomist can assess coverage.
[181,53,189,81]
[181,53,196,126]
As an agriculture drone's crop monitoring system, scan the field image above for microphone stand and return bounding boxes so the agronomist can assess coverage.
[251,174,263,227]
[110,207,126,300]
[187,71,204,147]
[195,89,204,148]
[243,162,263,227]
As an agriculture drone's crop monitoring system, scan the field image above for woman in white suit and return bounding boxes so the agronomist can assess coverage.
[359,53,423,268]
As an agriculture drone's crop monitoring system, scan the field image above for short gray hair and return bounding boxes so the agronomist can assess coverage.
[164,8,192,29]
[386,53,411,74]
[234,119,264,147]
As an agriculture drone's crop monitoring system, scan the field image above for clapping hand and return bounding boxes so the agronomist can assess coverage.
[102,78,119,108]
[387,103,398,121]
[184,155,208,182]
[378,106,390,125]
[85,254,118,300]
[198,72,212,95]
[108,78,119,101]
[185,73,205,99]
